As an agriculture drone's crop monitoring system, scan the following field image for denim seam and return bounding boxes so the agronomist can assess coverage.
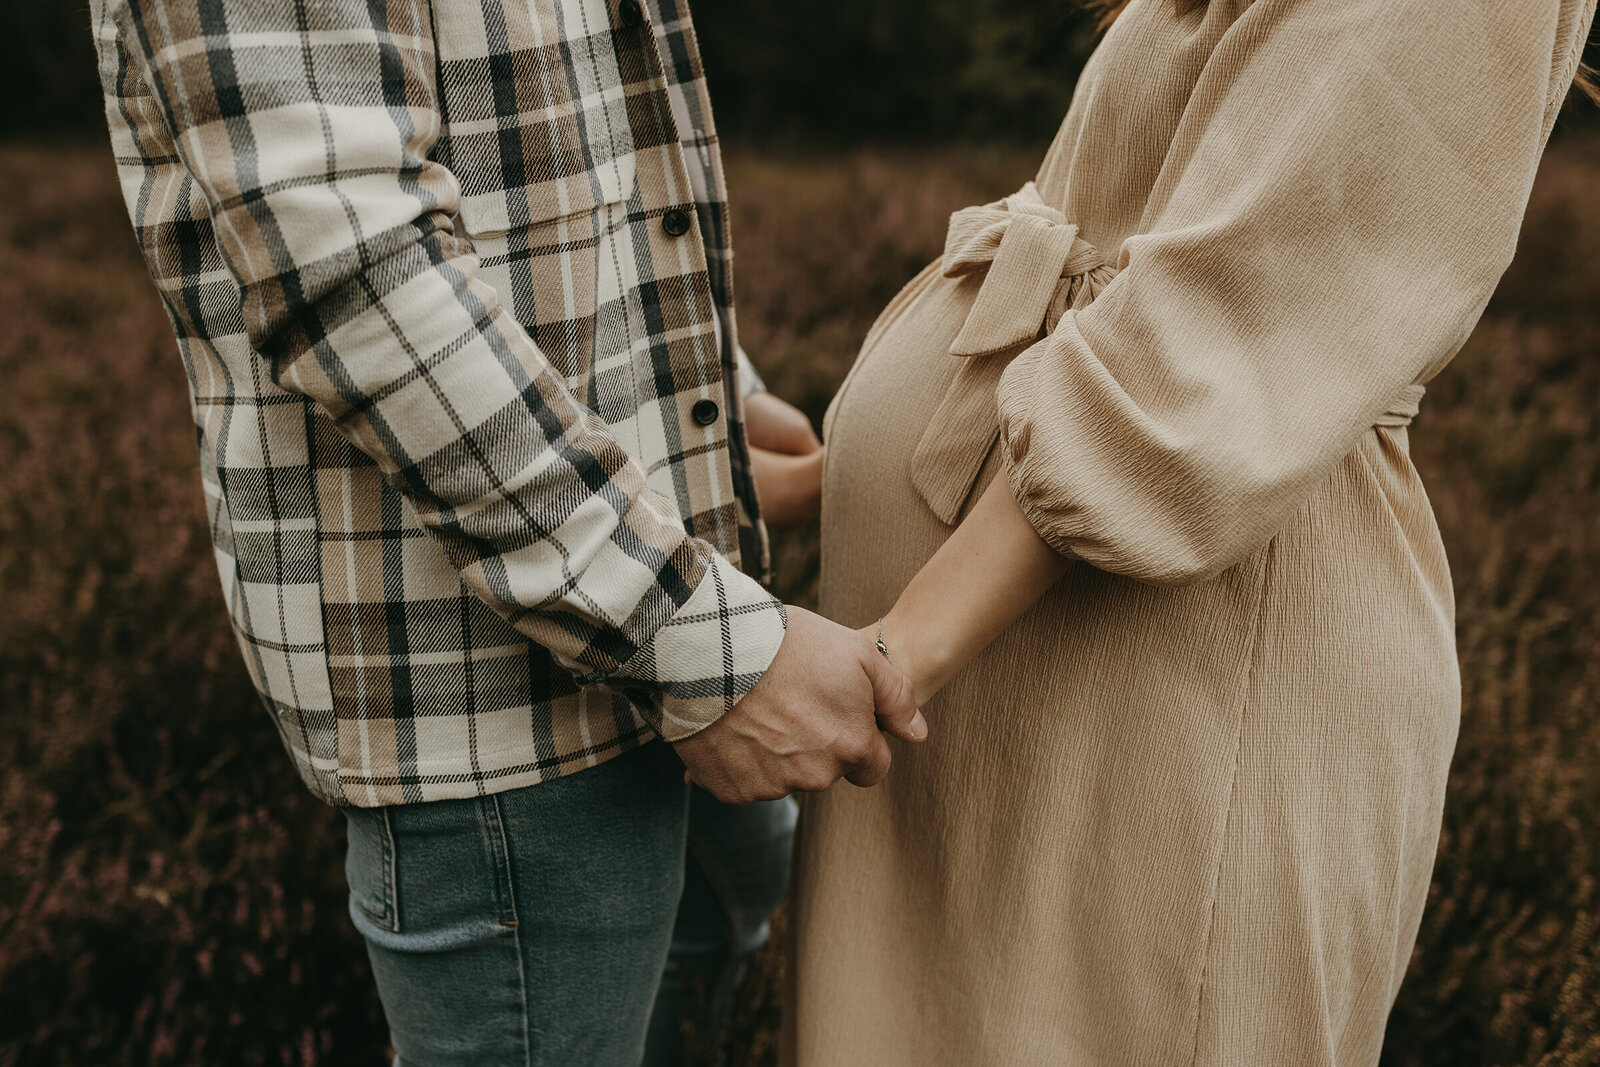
[482,794,532,1067]
[477,796,517,925]
[380,807,397,931]
[354,807,400,933]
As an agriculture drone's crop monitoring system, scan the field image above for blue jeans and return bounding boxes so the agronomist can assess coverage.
[642,785,796,1066]
[343,742,796,1066]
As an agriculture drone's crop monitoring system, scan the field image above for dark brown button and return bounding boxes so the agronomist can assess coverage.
[691,399,720,426]
[662,208,692,237]
[618,0,643,27]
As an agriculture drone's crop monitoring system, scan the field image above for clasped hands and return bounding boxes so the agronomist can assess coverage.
[674,392,929,804]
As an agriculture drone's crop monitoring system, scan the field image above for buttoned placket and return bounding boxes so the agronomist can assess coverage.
[611,0,745,560]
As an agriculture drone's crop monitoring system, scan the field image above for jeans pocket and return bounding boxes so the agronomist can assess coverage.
[344,806,400,933]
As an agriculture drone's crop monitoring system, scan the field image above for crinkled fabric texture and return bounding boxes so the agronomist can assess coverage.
[790,0,1596,1063]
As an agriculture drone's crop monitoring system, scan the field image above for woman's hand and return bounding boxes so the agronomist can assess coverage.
[745,391,824,530]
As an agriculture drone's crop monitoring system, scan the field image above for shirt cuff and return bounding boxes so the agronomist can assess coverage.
[735,344,766,398]
[611,551,788,741]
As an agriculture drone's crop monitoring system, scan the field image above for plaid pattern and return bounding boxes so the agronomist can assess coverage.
[91,0,786,806]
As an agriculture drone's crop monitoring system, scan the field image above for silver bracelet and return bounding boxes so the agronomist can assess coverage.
[875,619,894,666]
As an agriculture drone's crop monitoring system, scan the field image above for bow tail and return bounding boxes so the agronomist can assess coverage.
[912,189,1113,526]
[910,352,1014,524]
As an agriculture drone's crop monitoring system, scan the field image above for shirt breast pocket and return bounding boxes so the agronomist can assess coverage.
[430,0,637,239]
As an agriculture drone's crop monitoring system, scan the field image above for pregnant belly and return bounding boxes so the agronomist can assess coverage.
[820,263,995,619]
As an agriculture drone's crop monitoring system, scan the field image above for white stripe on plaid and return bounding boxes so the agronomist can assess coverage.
[91,0,784,806]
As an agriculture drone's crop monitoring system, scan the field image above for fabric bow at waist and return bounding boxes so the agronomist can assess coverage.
[942,182,1119,358]
[911,183,1118,523]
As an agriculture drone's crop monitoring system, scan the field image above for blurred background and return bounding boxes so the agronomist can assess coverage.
[2,2,1598,1064]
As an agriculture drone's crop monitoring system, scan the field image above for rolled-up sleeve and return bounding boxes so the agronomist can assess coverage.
[111,0,783,736]
[997,0,1559,585]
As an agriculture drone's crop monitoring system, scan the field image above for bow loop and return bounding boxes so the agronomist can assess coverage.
[942,183,1072,276]
[941,182,1113,358]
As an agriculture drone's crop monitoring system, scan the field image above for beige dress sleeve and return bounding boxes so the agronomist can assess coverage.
[997,0,1567,585]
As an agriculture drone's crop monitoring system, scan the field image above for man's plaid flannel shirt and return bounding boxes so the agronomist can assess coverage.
[90,0,787,806]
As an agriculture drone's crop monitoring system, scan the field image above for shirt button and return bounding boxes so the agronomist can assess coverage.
[662,208,692,237]
[618,0,643,27]
[691,399,720,426]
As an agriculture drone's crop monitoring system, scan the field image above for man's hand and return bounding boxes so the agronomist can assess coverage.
[673,607,927,804]
[745,391,824,530]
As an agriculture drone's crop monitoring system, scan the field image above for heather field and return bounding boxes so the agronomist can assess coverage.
[1,138,1598,1065]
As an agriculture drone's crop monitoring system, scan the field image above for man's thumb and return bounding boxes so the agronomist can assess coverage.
[864,649,927,743]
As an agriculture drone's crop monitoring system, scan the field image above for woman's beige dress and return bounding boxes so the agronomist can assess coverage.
[786,0,1597,1064]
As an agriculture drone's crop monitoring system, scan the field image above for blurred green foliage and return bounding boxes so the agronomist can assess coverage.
[11,0,1596,145]
[14,0,1101,143]
[689,0,1101,142]
[4,0,103,138]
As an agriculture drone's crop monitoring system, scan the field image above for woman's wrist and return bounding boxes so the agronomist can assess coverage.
[877,608,953,707]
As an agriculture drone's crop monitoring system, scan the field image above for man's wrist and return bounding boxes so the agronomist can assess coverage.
[619,551,787,742]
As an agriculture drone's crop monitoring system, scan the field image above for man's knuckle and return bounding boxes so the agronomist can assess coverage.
[796,768,834,793]
[840,734,873,765]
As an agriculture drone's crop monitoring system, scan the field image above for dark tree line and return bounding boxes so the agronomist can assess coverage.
[688,0,1103,143]
[7,0,105,138]
[11,0,1100,143]
[10,0,1596,144]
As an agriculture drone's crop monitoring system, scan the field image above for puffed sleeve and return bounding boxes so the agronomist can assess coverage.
[996,0,1564,585]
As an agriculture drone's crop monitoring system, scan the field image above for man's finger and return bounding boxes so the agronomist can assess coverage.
[843,730,893,787]
[864,647,927,743]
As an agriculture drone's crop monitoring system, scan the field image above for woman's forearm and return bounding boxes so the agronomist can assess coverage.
[876,475,1072,705]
